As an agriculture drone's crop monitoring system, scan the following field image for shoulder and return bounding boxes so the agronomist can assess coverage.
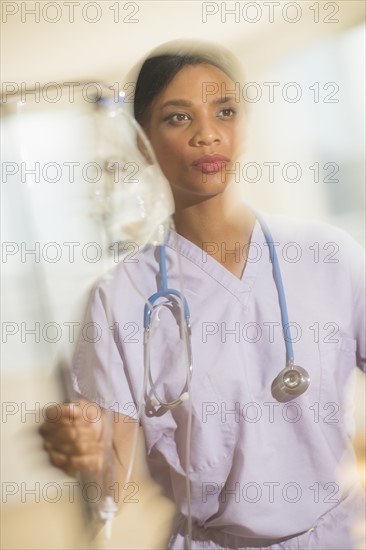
[85,243,160,306]
[259,211,365,293]
[262,212,361,247]
[262,211,364,260]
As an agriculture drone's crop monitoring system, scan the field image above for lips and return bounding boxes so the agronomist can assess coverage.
[192,154,229,174]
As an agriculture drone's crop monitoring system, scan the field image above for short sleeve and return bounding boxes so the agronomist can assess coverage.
[349,237,366,371]
[71,281,138,418]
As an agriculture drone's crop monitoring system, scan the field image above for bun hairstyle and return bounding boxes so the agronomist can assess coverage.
[127,39,246,126]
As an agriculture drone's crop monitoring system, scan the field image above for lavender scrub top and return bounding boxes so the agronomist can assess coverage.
[72,213,365,541]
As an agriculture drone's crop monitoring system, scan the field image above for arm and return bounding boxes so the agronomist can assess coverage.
[39,399,139,510]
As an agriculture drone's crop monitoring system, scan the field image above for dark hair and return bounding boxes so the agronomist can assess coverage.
[132,40,245,126]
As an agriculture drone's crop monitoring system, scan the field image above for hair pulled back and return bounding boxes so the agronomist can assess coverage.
[131,39,245,126]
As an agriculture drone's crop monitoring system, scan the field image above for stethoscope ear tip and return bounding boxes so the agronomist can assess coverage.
[180,392,189,402]
[150,398,160,408]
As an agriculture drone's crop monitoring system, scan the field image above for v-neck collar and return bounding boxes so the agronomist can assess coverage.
[165,217,267,306]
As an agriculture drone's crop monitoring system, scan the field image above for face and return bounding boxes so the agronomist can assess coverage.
[142,64,246,202]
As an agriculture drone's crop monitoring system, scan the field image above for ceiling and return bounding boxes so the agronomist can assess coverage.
[1,0,365,86]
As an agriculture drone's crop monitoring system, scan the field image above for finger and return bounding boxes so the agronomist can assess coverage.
[39,413,88,438]
[39,420,79,441]
[70,436,103,457]
[40,403,102,431]
[46,446,103,478]
[42,403,82,424]
[59,453,103,478]
[49,451,94,477]
[48,448,68,468]
[41,424,102,455]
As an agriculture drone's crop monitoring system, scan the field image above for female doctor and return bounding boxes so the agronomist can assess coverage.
[40,40,366,549]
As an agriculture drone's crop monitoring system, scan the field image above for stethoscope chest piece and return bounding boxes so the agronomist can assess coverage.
[271,363,310,402]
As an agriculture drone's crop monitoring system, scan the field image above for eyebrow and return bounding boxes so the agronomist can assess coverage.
[159,96,234,110]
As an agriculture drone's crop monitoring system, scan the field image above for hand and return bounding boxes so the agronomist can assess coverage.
[39,400,104,478]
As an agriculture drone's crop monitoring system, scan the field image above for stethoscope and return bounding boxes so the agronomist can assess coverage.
[143,214,310,409]
[143,242,193,410]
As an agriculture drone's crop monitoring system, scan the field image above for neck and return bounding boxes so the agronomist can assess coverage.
[172,182,256,248]
[171,182,256,279]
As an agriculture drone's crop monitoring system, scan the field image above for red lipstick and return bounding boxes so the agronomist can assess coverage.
[192,154,229,174]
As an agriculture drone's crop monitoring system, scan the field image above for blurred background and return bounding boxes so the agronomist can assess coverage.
[1,1,365,548]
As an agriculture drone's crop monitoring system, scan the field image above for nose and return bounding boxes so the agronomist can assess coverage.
[190,116,220,147]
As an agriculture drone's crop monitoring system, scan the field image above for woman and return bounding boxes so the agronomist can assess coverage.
[40,40,365,549]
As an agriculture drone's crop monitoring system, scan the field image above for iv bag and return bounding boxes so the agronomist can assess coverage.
[1,84,175,368]
[92,93,175,252]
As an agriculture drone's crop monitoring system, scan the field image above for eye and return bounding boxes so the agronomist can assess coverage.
[164,113,190,125]
[218,108,236,119]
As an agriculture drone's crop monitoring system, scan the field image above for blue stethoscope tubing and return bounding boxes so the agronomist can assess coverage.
[143,244,191,327]
[143,243,193,409]
[143,214,308,410]
[255,212,295,365]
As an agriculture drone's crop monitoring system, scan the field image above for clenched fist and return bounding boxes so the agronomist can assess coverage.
[39,400,104,478]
